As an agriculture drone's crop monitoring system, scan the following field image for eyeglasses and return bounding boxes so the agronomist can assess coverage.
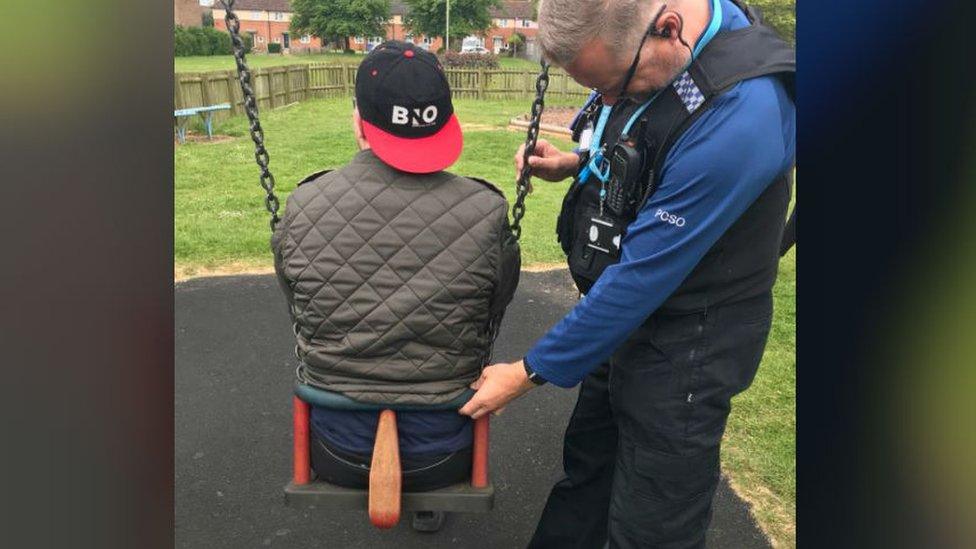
[602,4,669,100]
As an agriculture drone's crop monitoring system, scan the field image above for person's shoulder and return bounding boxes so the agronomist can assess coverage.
[710,74,792,121]
[664,75,793,183]
[280,169,340,214]
[450,173,509,203]
[677,74,791,152]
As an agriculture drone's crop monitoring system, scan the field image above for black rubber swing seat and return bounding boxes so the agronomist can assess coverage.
[285,383,495,517]
[284,481,495,513]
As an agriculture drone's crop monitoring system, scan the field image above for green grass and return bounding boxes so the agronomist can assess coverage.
[724,248,796,547]
[174,53,541,73]
[174,95,796,546]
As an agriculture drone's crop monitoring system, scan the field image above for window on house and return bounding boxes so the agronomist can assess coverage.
[372,36,383,43]
[405,34,414,42]
[498,18,508,27]
[423,36,433,45]
[273,12,283,21]
[256,35,265,43]
[522,19,532,27]
[355,36,364,44]
[301,34,311,44]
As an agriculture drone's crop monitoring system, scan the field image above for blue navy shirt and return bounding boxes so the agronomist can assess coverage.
[526,0,796,387]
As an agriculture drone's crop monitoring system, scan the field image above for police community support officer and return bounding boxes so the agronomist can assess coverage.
[459,0,795,546]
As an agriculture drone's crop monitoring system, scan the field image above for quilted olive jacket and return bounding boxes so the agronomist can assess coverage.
[271,150,520,405]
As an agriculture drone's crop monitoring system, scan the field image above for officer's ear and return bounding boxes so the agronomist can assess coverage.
[653,12,682,41]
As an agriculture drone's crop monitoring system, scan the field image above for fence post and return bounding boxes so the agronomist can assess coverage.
[200,72,212,107]
[284,66,293,104]
[266,68,276,109]
[305,65,312,100]
[225,71,237,114]
[174,74,185,110]
[478,68,486,100]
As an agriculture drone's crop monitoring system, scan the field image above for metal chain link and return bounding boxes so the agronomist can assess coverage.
[510,60,550,241]
[487,314,502,360]
[221,0,280,231]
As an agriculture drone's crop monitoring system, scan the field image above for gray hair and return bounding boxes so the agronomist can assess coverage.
[537,0,666,66]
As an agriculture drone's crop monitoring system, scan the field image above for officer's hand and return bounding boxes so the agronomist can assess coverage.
[514,139,580,184]
[459,360,536,420]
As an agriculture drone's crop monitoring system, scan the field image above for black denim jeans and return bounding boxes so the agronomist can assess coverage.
[529,293,774,549]
[310,431,472,492]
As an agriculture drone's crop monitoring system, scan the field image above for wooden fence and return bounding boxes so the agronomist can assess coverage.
[174,64,590,122]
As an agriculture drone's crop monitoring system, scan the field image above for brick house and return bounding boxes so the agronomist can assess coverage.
[347,1,443,53]
[211,0,537,55]
[212,0,324,53]
[174,0,206,28]
[486,1,539,55]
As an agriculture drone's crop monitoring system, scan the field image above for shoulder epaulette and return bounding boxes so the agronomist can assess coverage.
[462,176,506,199]
[296,169,333,187]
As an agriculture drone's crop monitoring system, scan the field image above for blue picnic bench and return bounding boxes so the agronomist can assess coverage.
[174,103,231,144]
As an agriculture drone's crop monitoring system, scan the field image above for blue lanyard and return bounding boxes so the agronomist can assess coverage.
[695,0,723,58]
[578,102,651,185]
[577,0,723,186]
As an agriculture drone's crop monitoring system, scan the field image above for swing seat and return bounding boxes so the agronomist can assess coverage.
[284,383,493,529]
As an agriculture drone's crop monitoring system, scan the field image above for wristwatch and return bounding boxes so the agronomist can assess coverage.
[523,357,548,386]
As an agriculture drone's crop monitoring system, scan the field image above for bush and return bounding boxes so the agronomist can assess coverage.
[268,42,283,54]
[174,26,251,57]
[439,51,499,69]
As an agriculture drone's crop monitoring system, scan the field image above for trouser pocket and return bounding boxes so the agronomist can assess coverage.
[630,444,719,502]
[608,440,720,548]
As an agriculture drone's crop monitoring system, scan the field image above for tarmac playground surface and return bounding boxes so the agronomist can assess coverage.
[176,269,771,548]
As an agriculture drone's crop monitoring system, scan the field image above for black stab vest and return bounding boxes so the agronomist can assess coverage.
[556,0,795,313]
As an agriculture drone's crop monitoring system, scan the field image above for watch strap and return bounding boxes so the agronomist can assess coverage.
[523,357,548,386]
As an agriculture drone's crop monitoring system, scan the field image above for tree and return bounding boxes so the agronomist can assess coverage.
[290,0,391,52]
[404,0,500,51]
[508,32,525,57]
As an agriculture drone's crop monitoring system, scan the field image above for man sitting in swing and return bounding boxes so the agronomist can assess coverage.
[271,41,520,497]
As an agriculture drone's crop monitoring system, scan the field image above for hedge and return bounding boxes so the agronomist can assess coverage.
[439,51,499,69]
[174,26,252,57]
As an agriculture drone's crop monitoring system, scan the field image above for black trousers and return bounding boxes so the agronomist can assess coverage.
[310,431,472,493]
[528,293,774,549]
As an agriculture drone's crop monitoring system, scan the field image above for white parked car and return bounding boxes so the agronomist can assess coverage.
[460,36,489,54]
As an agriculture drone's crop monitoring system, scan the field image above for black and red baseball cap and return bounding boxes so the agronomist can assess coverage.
[355,41,462,174]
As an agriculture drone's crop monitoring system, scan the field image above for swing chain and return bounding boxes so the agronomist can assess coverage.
[484,313,503,363]
[510,61,550,241]
[222,0,280,231]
